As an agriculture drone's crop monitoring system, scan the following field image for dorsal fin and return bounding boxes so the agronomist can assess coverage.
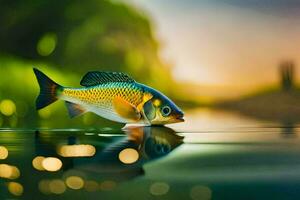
[80,71,135,87]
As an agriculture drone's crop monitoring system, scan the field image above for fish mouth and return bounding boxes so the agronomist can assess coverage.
[173,114,185,122]
[175,116,185,122]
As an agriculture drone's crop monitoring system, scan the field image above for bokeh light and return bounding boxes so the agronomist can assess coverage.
[49,179,66,194]
[42,157,62,172]
[57,144,96,157]
[7,182,23,196]
[190,185,212,200]
[84,180,99,192]
[0,164,20,179]
[149,182,170,196]
[100,180,116,191]
[32,156,46,171]
[37,33,57,56]
[118,148,139,164]
[0,99,16,116]
[38,180,51,194]
[65,176,84,190]
[0,146,8,159]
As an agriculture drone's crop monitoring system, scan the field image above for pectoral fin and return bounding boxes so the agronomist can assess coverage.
[113,96,141,121]
[65,101,86,118]
[137,92,153,111]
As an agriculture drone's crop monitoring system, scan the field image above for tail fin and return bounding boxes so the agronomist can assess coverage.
[33,68,62,110]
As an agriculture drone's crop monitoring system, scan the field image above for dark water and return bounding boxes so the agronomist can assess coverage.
[1,109,300,200]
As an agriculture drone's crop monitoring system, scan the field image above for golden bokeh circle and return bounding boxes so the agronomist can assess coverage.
[118,148,139,164]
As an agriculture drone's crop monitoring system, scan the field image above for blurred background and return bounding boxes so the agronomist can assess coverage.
[1,0,300,128]
[2,1,300,200]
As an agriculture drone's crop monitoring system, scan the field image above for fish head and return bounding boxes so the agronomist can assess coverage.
[142,90,184,125]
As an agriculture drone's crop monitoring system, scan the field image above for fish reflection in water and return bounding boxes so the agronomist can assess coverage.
[124,126,184,160]
[34,126,183,181]
[75,126,184,181]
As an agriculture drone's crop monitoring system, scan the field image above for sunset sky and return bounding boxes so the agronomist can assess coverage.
[125,0,300,92]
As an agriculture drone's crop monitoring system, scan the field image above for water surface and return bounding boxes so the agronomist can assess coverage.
[0,109,299,200]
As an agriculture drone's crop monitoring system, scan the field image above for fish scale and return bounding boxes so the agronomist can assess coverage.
[60,82,144,122]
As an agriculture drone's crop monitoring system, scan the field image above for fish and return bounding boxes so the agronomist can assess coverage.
[33,68,184,125]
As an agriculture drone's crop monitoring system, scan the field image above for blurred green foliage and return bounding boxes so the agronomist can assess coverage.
[0,55,124,128]
[0,0,173,91]
[0,0,175,128]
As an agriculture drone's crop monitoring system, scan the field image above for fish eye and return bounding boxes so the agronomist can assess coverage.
[161,106,171,117]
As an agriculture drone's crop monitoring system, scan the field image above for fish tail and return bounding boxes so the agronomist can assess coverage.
[33,68,63,110]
